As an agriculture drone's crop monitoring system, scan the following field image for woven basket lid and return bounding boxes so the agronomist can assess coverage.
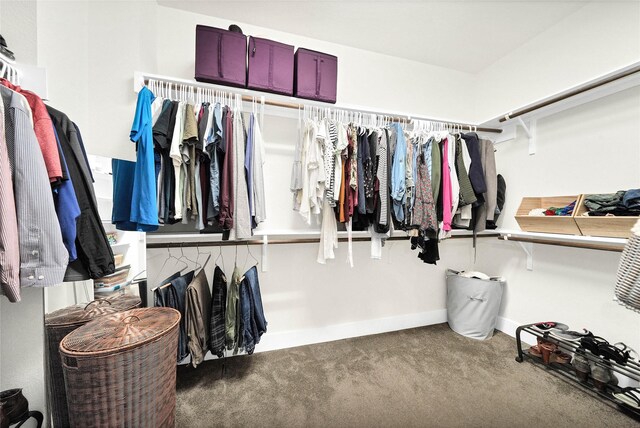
[60,308,180,356]
[106,294,142,311]
[46,300,115,327]
[45,295,141,327]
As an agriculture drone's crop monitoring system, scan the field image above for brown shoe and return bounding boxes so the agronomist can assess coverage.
[0,389,28,424]
[539,342,557,365]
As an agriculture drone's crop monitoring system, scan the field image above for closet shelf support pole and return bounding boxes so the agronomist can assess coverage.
[516,117,536,155]
[517,241,534,271]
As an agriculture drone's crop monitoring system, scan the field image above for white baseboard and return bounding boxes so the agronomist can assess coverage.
[191,309,448,364]
[257,309,448,353]
[496,316,536,346]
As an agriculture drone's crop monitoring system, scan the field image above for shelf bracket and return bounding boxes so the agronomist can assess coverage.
[261,235,269,272]
[517,241,534,271]
[516,117,536,155]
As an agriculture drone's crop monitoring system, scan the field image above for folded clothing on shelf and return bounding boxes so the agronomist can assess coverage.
[584,189,640,216]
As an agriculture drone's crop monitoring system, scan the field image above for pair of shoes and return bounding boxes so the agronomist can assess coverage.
[530,321,569,333]
[533,339,571,365]
[549,328,592,342]
[572,352,591,382]
[613,387,640,410]
[0,389,28,425]
[581,336,638,365]
[591,361,619,392]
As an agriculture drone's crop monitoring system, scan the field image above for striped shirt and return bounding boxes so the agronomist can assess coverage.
[1,86,68,288]
[376,130,389,226]
[0,91,20,302]
[325,121,338,206]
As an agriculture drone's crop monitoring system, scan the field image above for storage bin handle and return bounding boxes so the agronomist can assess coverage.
[468,296,487,303]
[218,35,224,78]
[315,58,323,96]
[122,315,141,325]
[84,299,112,311]
[250,37,256,57]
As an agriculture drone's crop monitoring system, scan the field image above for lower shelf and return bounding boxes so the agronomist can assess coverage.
[519,350,640,420]
[515,324,640,422]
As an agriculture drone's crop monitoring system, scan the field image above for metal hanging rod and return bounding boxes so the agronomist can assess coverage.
[146,233,500,249]
[135,71,502,133]
[499,63,640,123]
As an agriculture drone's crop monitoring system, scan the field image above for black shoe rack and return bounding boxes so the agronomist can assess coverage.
[515,323,640,421]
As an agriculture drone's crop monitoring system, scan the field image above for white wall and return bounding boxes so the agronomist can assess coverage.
[476,86,640,352]
[475,1,640,123]
[36,0,158,162]
[2,0,640,422]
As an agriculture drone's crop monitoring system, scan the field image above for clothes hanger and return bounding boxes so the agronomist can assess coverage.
[151,248,188,291]
[215,243,225,270]
[177,244,200,271]
[242,241,259,272]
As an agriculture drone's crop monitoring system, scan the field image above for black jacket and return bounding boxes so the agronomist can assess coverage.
[47,106,115,279]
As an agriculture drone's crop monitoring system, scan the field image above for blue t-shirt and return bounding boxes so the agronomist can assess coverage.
[51,125,81,260]
[129,87,159,232]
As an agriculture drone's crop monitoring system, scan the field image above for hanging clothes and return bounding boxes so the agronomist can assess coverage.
[239,265,267,355]
[51,126,81,262]
[185,269,211,368]
[0,79,62,182]
[252,114,267,225]
[231,105,251,239]
[1,87,68,288]
[218,107,234,233]
[127,86,159,232]
[390,123,406,223]
[49,110,114,280]
[209,265,227,358]
[225,265,241,352]
[0,91,20,302]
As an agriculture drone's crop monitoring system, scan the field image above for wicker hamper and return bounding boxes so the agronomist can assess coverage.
[59,307,180,428]
[45,295,141,428]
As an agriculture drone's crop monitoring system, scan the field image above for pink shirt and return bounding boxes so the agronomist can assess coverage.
[442,137,453,231]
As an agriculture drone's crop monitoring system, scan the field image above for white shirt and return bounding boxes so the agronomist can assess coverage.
[252,115,267,224]
[169,101,185,220]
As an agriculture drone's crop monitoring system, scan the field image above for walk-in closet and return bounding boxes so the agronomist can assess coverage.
[1,1,639,427]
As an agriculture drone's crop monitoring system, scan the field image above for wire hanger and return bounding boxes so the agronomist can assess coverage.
[243,241,259,271]
[177,244,200,271]
[151,248,188,291]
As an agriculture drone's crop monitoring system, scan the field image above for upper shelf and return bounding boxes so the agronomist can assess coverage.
[498,229,627,252]
[133,71,501,133]
[481,62,640,129]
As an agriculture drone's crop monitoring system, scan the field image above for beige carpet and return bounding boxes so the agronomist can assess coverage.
[175,323,637,427]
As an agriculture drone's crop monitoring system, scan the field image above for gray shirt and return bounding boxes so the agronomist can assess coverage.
[1,86,68,287]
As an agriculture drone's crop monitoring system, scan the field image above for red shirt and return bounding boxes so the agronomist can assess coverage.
[0,79,62,182]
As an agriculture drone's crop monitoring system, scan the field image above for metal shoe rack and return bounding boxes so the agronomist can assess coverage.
[515,323,640,421]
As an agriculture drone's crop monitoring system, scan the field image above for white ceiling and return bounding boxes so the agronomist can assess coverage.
[157,0,588,74]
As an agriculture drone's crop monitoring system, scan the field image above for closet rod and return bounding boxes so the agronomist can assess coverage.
[146,233,500,249]
[139,75,502,134]
[498,235,624,252]
[499,63,640,122]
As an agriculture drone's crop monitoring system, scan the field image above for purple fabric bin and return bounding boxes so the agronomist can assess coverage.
[195,25,247,88]
[294,48,337,104]
[247,36,294,96]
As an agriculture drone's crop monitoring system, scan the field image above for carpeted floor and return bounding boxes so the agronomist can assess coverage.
[175,323,637,427]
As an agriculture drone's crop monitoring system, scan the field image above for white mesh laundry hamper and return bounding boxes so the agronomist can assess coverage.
[446,269,505,340]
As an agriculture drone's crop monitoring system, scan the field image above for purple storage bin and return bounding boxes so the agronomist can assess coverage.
[294,48,338,104]
[195,25,247,88]
[247,36,294,96]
